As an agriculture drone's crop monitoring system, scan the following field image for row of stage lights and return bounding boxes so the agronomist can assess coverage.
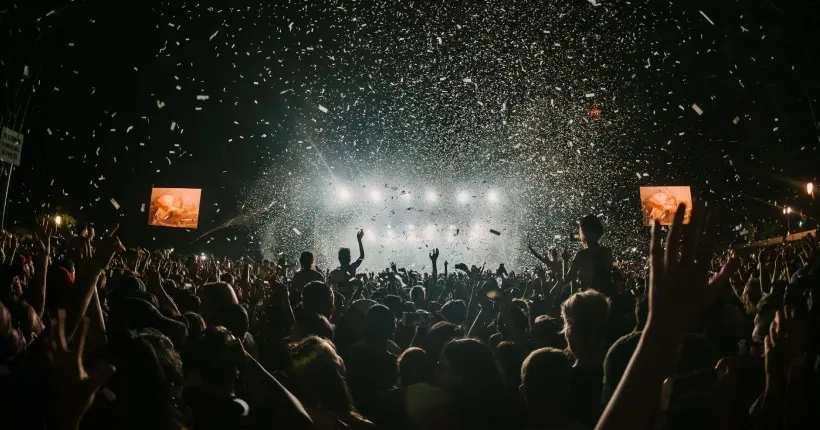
[335,187,500,204]
[355,223,491,243]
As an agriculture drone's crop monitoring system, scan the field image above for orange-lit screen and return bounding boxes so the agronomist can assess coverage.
[639,186,692,226]
[148,188,202,229]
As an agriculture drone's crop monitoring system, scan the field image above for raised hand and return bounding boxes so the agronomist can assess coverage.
[46,310,116,428]
[647,202,716,335]
[356,229,365,241]
[429,248,439,262]
[34,218,54,257]
[92,235,126,270]
[764,306,809,382]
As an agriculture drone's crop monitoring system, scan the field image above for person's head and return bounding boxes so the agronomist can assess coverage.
[579,214,604,245]
[398,347,433,387]
[211,304,249,339]
[410,286,426,303]
[364,304,395,344]
[520,348,572,415]
[289,336,356,415]
[437,339,510,425]
[423,321,461,363]
[338,248,352,266]
[136,328,184,391]
[440,299,467,324]
[299,251,315,269]
[184,311,206,340]
[302,281,334,317]
[753,292,783,342]
[219,273,235,284]
[498,299,529,340]
[530,315,567,350]
[561,290,610,362]
[107,330,187,429]
[183,326,244,392]
[198,282,239,325]
[494,341,527,390]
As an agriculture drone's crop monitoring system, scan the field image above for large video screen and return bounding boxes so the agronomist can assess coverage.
[639,186,692,226]
[148,188,202,229]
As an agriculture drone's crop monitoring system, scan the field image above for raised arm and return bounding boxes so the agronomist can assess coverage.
[356,229,365,262]
[597,202,716,430]
[27,218,54,318]
[429,248,439,294]
[62,231,125,341]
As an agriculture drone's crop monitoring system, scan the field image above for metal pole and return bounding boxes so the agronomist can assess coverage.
[1,163,12,230]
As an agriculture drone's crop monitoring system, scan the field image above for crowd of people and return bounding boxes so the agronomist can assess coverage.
[0,203,818,429]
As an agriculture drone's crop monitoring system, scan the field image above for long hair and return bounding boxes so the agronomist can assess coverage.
[107,330,189,429]
[289,336,357,417]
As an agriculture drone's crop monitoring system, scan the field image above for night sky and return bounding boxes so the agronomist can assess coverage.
[2,0,818,265]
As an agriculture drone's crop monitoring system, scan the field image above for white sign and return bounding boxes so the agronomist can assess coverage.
[0,127,24,166]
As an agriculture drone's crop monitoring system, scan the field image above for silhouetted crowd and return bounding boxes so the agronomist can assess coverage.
[1,204,819,430]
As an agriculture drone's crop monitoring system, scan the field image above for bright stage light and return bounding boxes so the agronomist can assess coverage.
[487,190,499,202]
[458,191,469,203]
[425,224,436,237]
[370,190,381,201]
[426,190,437,202]
[365,229,376,241]
[337,187,351,200]
[808,182,814,195]
[407,224,415,231]
[54,215,62,226]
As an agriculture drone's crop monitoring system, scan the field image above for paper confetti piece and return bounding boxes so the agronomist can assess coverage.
[209,30,219,41]
[699,10,715,26]
[110,199,120,210]
[141,203,145,212]
[292,228,302,235]
[196,95,209,100]
[126,125,134,133]
[318,105,328,113]
[732,116,740,124]
[46,128,52,136]
[170,121,177,131]
[23,65,29,78]
[157,100,165,109]
[489,229,501,236]
[691,103,703,115]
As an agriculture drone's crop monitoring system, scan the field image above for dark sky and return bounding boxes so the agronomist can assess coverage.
[2,0,819,258]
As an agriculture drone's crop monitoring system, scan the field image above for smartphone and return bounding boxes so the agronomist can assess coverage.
[660,369,718,412]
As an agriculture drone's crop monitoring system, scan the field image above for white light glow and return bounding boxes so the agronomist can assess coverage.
[808,182,814,195]
[407,224,415,231]
[402,192,412,200]
[426,190,437,201]
[458,191,469,203]
[338,187,351,200]
[487,190,498,202]
[54,215,62,226]
[370,190,381,201]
